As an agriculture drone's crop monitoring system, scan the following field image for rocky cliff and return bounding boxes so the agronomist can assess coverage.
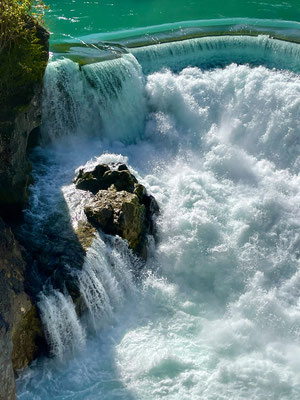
[0,21,49,400]
[0,218,45,400]
[0,24,49,219]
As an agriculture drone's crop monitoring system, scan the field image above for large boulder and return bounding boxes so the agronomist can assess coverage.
[75,163,159,259]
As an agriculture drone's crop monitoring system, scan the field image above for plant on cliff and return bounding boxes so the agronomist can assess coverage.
[0,0,48,115]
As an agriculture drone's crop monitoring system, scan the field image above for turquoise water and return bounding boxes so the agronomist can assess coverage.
[17,2,300,400]
[46,0,300,43]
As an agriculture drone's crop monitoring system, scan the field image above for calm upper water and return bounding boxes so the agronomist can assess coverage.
[46,0,300,43]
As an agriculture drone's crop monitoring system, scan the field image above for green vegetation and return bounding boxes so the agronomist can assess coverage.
[0,0,48,115]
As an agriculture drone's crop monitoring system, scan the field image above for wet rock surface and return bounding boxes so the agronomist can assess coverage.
[75,163,138,193]
[75,163,159,259]
[0,218,45,400]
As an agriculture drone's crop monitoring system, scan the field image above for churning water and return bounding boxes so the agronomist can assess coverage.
[17,35,300,399]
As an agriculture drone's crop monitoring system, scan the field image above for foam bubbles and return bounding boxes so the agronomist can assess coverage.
[18,58,300,399]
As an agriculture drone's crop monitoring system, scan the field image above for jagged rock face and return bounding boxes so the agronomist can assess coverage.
[0,22,49,398]
[75,163,138,193]
[0,320,15,400]
[0,85,43,217]
[75,163,159,259]
[0,218,45,400]
[0,25,49,219]
[85,188,147,255]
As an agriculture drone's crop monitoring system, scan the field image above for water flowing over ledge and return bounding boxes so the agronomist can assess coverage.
[130,34,300,74]
[42,34,300,144]
[39,236,138,359]
[51,17,300,46]
[49,18,300,64]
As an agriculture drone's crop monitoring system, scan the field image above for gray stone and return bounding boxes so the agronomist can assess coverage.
[80,163,159,259]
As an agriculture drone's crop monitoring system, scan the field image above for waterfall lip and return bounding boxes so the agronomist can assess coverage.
[51,17,300,45]
[129,34,300,76]
[51,18,300,48]
[49,34,300,75]
[50,18,300,65]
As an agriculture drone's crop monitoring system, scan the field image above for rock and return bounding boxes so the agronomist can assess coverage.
[85,202,114,232]
[75,164,110,193]
[0,318,16,400]
[85,188,146,254]
[78,163,159,259]
[74,162,137,194]
[0,20,50,399]
[134,183,147,200]
[0,217,46,400]
[0,25,49,220]
[102,169,137,192]
[75,221,97,252]
[11,306,44,371]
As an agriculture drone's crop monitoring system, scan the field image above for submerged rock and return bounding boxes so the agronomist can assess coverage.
[75,162,159,259]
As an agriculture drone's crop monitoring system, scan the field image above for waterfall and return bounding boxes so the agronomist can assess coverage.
[39,235,138,357]
[41,35,300,146]
[17,31,300,399]
[79,236,137,331]
[41,53,146,143]
[131,35,300,74]
[36,34,300,360]
[39,291,86,360]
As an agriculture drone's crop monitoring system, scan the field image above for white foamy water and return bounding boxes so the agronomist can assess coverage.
[18,37,300,399]
[39,291,86,360]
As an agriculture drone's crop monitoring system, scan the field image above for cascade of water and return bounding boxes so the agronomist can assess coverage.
[39,234,138,357]
[17,32,300,399]
[41,35,300,146]
[41,54,146,144]
[131,35,300,74]
[78,236,137,331]
[39,291,86,360]
[41,36,300,146]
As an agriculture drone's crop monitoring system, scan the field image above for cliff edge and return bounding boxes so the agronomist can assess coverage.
[0,12,49,399]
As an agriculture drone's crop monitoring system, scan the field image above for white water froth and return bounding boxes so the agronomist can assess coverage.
[39,291,86,360]
[79,235,137,331]
[18,52,300,399]
[39,234,138,357]
[40,35,300,147]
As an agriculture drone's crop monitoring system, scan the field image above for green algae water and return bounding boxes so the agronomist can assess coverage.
[17,1,300,400]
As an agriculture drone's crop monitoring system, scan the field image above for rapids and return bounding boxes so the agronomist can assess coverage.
[17,35,300,399]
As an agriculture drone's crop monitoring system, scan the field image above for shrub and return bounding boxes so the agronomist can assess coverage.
[0,0,48,116]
